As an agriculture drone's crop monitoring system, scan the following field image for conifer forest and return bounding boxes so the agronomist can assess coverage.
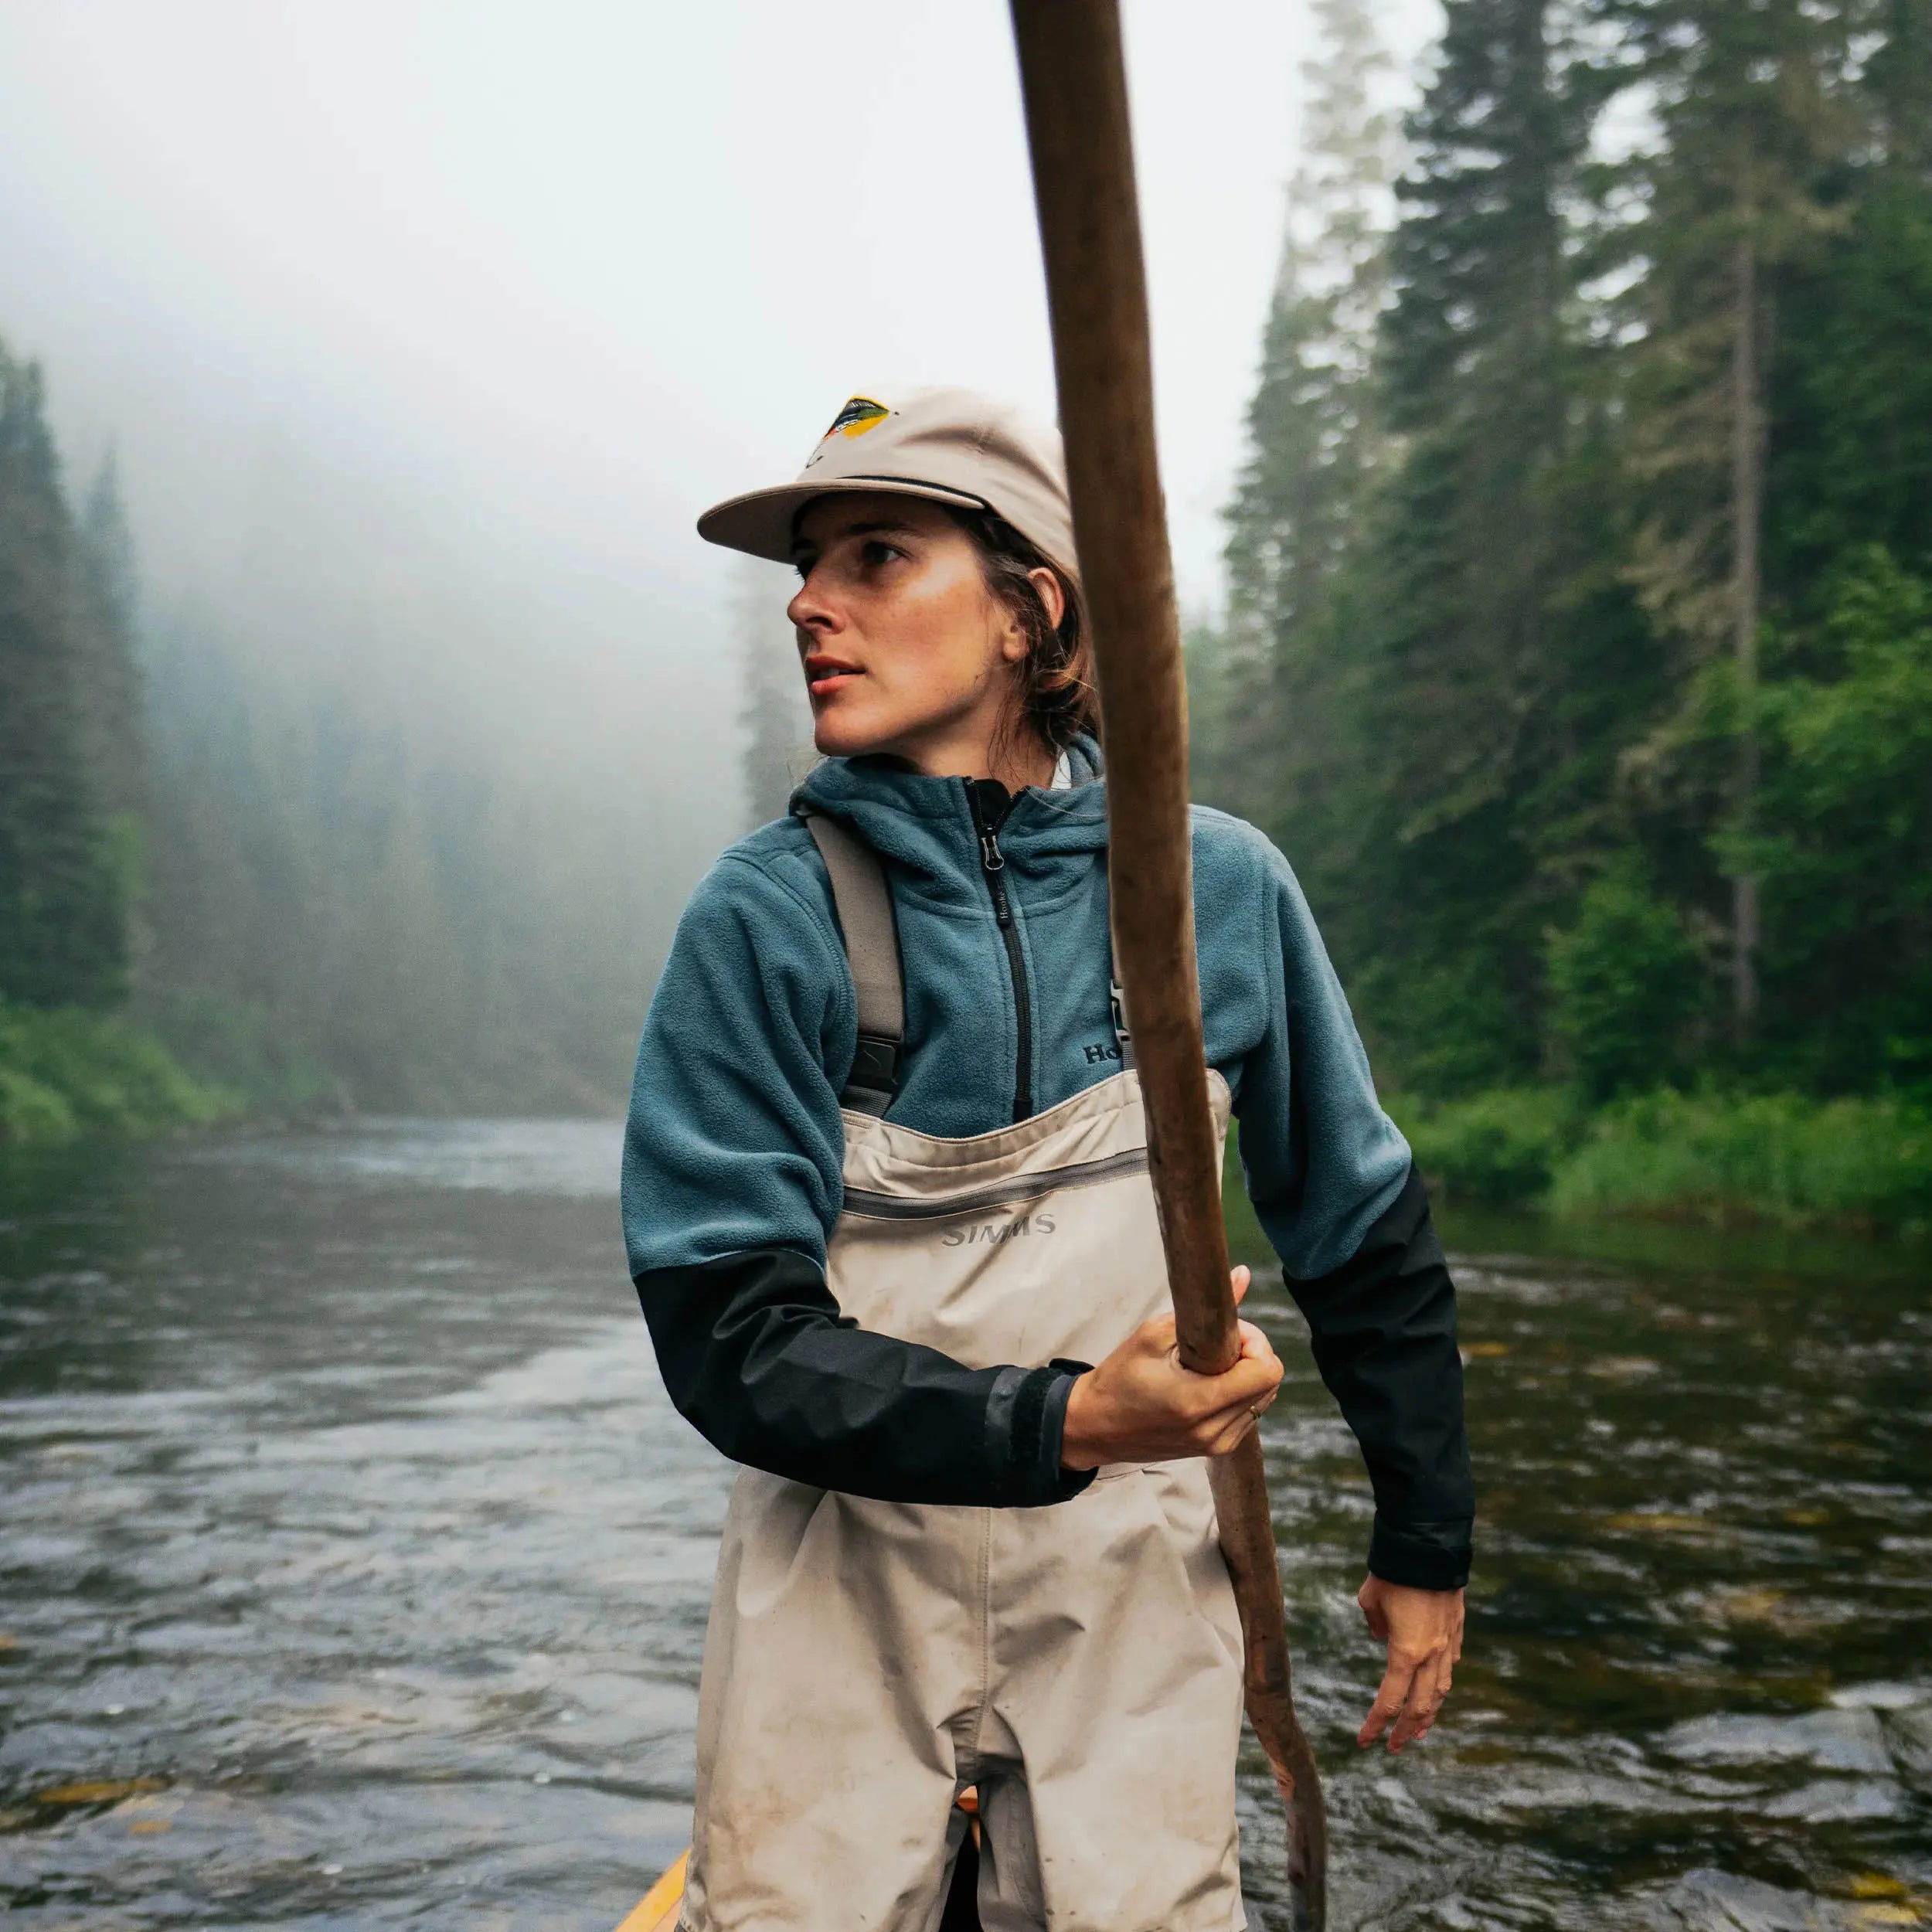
[5,0,1932,1230]
[1189,0,1932,1226]
[0,333,672,1135]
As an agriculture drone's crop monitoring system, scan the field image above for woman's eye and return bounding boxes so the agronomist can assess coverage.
[861,539,902,568]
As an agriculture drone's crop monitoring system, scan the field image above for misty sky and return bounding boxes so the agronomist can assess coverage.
[0,0,1437,872]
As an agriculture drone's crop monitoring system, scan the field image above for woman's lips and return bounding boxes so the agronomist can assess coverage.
[805,659,862,699]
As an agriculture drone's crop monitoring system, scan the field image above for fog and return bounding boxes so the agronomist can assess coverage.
[0,0,1435,1109]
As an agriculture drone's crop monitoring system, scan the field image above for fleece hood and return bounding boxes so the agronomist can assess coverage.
[787,736,1109,913]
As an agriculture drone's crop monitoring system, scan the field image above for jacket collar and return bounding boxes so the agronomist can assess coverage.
[791,736,1107,901]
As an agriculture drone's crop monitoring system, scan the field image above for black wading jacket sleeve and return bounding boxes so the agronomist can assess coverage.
[634,1248,1095,1508]
[1284,1162,1475,1591]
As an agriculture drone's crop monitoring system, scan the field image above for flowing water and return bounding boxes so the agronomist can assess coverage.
[0,1121,1927,1930]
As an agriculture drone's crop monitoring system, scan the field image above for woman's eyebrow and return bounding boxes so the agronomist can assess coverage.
[792,517,920,561]
[835,519,920,542]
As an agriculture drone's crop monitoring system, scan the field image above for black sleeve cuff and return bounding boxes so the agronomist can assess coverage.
[1041,1362,1097,1502]
[1369,1515,1472,1590]
[986,1359,1096,1506]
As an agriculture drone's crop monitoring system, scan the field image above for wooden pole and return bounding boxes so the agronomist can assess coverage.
[1009,5,1328,1925]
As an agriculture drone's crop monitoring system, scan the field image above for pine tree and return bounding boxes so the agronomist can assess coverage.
[1731,0,1932,1083]
[1199,0,1400,837]
[1376,0,1589,798]
[1764,0,1932,595]
[1619,0,1856,1040]
[1342,0,1632,1088]
[1223,0,1397,656]
[0,342,128,1009]
[73,452,147,821]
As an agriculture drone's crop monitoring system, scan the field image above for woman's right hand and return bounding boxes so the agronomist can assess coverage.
[1059,1266,1284,1471]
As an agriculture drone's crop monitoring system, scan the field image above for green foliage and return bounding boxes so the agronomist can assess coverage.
[1546,858,1706,1100]
[1372,1083,1932,1231]
[1195,0,1398,853]
[1387,1088,1580,1208]
[1770,172,1932,590]
[135,607,657,1114]
[0,1063,74,1145]
[1194,0,1932,1154]
[1620,0,1855,651]
[1199,0,1932,1233]
[8,0,1929,1157]
[1551,1088,1932,1232]
[138,985,348,1115]
[1352,942,1538,1100]
[72,455,147,822]
[0,1000,238,1146]
[2,338,677,1120]
[1750,548,1932,1090]
[0,345,131,1010]
[1335,0,1605,1089]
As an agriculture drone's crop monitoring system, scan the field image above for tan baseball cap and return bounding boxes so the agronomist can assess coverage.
[697,386,1080,583]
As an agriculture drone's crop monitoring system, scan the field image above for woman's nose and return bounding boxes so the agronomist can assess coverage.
[787,570,837,633]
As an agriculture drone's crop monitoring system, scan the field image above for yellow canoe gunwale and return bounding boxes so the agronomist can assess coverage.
[614,1850,686,1932]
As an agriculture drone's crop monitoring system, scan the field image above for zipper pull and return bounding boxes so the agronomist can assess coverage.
[977,824,1012,927]
[968,778,1014,926]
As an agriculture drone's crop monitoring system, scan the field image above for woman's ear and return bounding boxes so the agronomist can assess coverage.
[1029,566,1066,632]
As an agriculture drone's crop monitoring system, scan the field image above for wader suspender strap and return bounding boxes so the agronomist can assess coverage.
[805,815,905,1115]
[805,811,1136,1116]
[1110,971,1136,1071]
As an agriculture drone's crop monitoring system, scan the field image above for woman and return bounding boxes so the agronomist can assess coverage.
[622,387,1472,1932]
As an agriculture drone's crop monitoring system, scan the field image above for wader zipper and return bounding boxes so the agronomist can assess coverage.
[968,781,1032,1123]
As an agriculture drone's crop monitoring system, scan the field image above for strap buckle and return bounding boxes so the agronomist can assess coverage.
[845,1032,901,1107]
[1110,978,1135,1068]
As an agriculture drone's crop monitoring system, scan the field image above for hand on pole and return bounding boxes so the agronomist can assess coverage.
[1060,1267,1282,1470]
[1355,1575,1465,1752]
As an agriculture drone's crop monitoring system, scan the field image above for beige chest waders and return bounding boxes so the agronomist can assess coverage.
[681,818,1245,1932]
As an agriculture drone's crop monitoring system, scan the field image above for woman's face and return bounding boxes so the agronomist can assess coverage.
[787,492,1056,775]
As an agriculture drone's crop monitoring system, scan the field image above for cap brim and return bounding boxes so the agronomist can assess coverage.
[696,477,989,565]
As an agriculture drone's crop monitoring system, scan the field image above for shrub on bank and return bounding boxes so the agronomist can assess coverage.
[140,985,349,1115]
[1384,1088,1578,1208]
[1550,1088,1932,1233]
[1385,1081,1932,1233]
[0,1002,239,1146]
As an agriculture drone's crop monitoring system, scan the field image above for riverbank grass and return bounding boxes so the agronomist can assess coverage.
[1387,1087,1932,1235]
[0,1002,240,1146]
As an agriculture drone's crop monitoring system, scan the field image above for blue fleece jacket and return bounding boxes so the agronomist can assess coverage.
[624,740,1410,1274]
[622,740,1474,1587]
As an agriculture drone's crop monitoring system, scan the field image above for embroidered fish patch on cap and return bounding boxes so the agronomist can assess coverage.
[823,396,889,440]
[803,395,893,469]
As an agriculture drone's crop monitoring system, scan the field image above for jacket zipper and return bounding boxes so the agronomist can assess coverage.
[968,781,1032,1123]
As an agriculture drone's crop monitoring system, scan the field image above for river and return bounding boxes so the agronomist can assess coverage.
[2,1120,1927,1929]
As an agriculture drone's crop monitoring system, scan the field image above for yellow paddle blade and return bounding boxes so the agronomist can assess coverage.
[614,1850,688,1932]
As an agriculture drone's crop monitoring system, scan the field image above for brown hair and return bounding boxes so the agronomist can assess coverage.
[948,507,1097,755]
